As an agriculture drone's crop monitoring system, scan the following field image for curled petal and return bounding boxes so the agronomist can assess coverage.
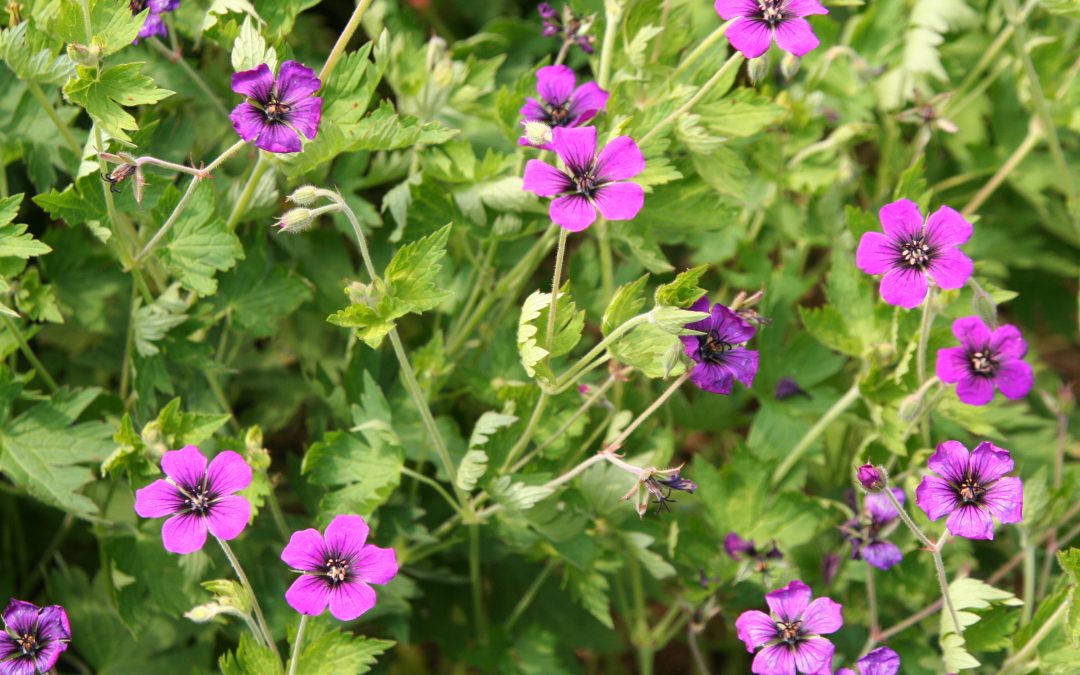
[205,495,251,541]
[285,575,330,616]
[550,194,597,232]
[927,440,971,484]
[735,609,778,652]
[765,579,812,623]
[726,17,773,59]
[161,513,209,554]
[878,267,928,309]
[328,580,377,621]
[206,451,252,495]
[281,528,327,571]
[915,476,959,522]
[773,18,820,57]
[593,181,645,222]
[946,503,995,540]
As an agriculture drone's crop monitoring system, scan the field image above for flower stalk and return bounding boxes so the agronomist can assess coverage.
[286,615,308,675]
[638,51,744,146]
[772,382,861,486]
[218,538,281,663]
[0,315,59,392]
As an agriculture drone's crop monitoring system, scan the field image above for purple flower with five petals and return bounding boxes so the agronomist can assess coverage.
[837,646,901,675]
[519,65,608,148]
[281,514,399,621]
[735,580,843,675]
[936,316,1033,406]
[915,441,1023,540]
[0,599,71,675]
[856,199,974,309]
[680,297,759,395]
[841,489,904,570]
[522,126,644,232]
[714,0,829,59]
[131,0,179,42]
[134,445,252,554]
[230,61,323,153]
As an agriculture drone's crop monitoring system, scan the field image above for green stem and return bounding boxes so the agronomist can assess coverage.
[916,287,935,386]
[1,315,58,392]
[552,313,649,390]
[145,38,229,117]
[999,600,1068,675]
[226,153,269,230]
[604,371,690,452]
[546,228,569,356]
[638,52,744,146]
[512,376,616,472]
[670,21,731,80]
[119,283,138,404]
[771,382,861,485]
[500,393,548,473]
[506,560,556,630]
[1021,528,1035,626]
[287,615,308,675]
[468,524,488,644]
[961,121,1041,218]
[266,489,291,544]
[25,81,81,157]
[401,466,464,515]
[319,0,375,82]
[217,538,282,665]
[597,220,615,302]
[596,0,622,90]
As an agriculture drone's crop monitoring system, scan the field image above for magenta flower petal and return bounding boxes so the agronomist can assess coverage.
[324,514,369,555]
[774,18,820,57]
[957,374,995,406]
[523,160,573,196]
[990,324,1028,359]
[288,97,323,140]
[968,442,1013,483]
[877,199,922,239]
[862,541,903,570]
[593,182,644,221]
[285,575,331,616]
[935,346,968,383]
[766,580,812,622]
[865,489,903,522]
[230,103,265,142]
[924,205,973,246]
[595,136,645,182]
[928,440,970,483]
[915,476,960,521]
[855,232,893,275]
[134,479,182,518]
[230,60,321,154]
[550,194,597,231]
[714,0,758,20]
[856,647,901,675]
[752,643,796,675]
[205,495,252,540]
[0,600,71,675]
[520,97,547,121]
[995,360,1033,399]
[353,545,399,584]
[982,476,1023,523]
[567,82,609,124]
[726,17,773,59]
[536,65,576,106]
[161,513,209,554]
[232,63,275,100]
[736,610,778,651]
[793,636,835,674]
[254,122,303,153]
[878,267,928,308]
[940,316,1032,405]
[946,503,995,540]
[681,300,758,395]
[206,450,253,495]
[161,444,208,488]
[281,528,326,569]
[276,60,322,104]
[553,126,597,173]
[788,0,829,14]
[328,580,377,621]
[952,315,992,346]
[800,597,843,635]
[927,248,973,290]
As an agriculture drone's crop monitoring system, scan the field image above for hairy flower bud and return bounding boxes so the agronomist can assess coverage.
[522,121,553,147]
[747,55,770,84]
[856,464,886,492]
[288,185,322,206]
[276,208,314,234]
[780,52,801,80]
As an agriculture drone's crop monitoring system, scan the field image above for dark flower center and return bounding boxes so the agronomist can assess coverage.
[323,555,352,585]
[699,330,736,364]
[755,0,791,27]
[899,235,933,269]
[130,0,148,13]
[184,482,212,515]
[265,96,292,122]
[546,103,571,125]
[969,350,997,375]
[959,479,986,504]
[16,632,39,655]
[573,170,600,197]
[777,619,803,644]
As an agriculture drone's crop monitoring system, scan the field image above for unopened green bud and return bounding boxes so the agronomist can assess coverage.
[650,306,709,335]
[747,55,770,84]
[288,185,321,206]
[276,208,313,234]
[780,53,801,80]
[67,42,100,67]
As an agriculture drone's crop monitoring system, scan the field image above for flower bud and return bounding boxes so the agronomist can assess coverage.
[276,208,314,234]
[780,52,801,80]
[288,185,322,206]
[67,42,101,67]
[537,2,557,19]
[747,55,770,84]
[856,464,886,492]
[522,121,553,147]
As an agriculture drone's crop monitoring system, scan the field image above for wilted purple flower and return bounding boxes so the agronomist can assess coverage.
[522,126,644,232]
[725,533,783,573]
[134,445,252,554]
[841,489,904,570]
[837,646,901,675]
[714,0,829,59]
[856,199,973,309]
[856,464,885,492]
[680,298,758,395]
[936,316,1033,406]
[230,61,322,153]
[640,468,697,514]
[0,599,71,675]
[131,0,179,41]
[774,377,808,400]
[735,580,842,675]
[520,65,608,148]
[915,441,1023,540]
[281,514,399,621]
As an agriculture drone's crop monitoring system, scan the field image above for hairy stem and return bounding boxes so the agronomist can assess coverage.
[287,615,308,675]
[604,371,691,452]
[513,376,616,472]
[1,315,58,392]
[961,121,1041,218]
[596,0,622,90]
[319,0,375,82]
[670,21,732,80]
[506,560,556,630]
[217,538,282,665]
[226,153,269,230]
[546,228,569,359]
[999,601,1069,675]
[500,393,549,473]
[639,51,744,146]
[469,524,488,643]
[597,220,615,301]
[25,81,81,157]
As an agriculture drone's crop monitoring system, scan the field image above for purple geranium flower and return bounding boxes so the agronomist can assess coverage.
[841,489,904,570]
[0,599,71,675]
[519,65,608,148]
[281,514,399,621]
[856,199,973,309]
[134,445,252,554]
[522,126,644,231]
[132,0,179,41]
[714,0,828,59]
[837,646,901,675]
[936,316,1033,406]
[915,440,1023,540]
[856,464,885,492]
[680,297,759,395]
[735,580,843,675]
[230,61,323,153]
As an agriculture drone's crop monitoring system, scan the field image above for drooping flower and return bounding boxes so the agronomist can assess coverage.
[856,199,973,309]
[725,533,783,573]
[134,445,253,554]
[522,126,645,231]
[914,440,1023,540]
[519,65,608,148]
[0,599,71,675]
[281,514,399,621]
[714,0,829,59]
[837,646,901,675]
[841,488,904,570]
[735,580,842,675]
[131,0,179,42]
[641,469,697,514]
[230,61,322,153]
[936,316,1033,406]
[680,297,759,395]
[856,464,885,492]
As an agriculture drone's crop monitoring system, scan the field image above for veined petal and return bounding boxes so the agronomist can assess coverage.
[205,495,251,541]
[857,647,901,675]
[161,512,209,554]
[593,181,644,222]
[855,231,894,275]
[968,442,1013,483]
[286,96,322,141]
[862,541,903,570]
[161,445,208,489]
[520,98,548,123]
[752,643,797,675]
[878,199,923,240]
[927,248,973,290]
[328,580,377,621]
[956,374,995,406]
[982,476,1023,524]
[2,600,41,634]
[255,122,303,153]
[928,440,971,484]
[946,503,995,540]
[726,17,773,59]
[864,489,901,523]
[324,514,370,558]
[552,126,597,175]
[788,0,829,16]
[281,528,327,571]
[800,597,842,635]
[535,65,576,106]
[995,360,1033,400]
[566,81,609,125]
[523,160,573,197]
[713,304,756,344]
[285,575,330,616]
[952,316,992,349]
[765,580,812,623]
[206,451,252,495]
[134,479,183,518]
[935,346,969,384]
[719,347,759,388]
[354,544,399,585]
[714,0,759,20]
[774,18,820,57]
[878,267,928,309]
[735,609,778,651]
[924,205,972,246]
[232,63,275,101]
[230,102,267,143]
[276,60,322,104]
[595,136,645,182]
[690,361,734,395]
[990,324,1027,359]
[550,194,597,232]
[37,605,71,642]
[915,476,959,521]
[793,636,835,675]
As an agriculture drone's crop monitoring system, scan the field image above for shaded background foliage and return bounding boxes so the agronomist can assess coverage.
[0,0,1079,673]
